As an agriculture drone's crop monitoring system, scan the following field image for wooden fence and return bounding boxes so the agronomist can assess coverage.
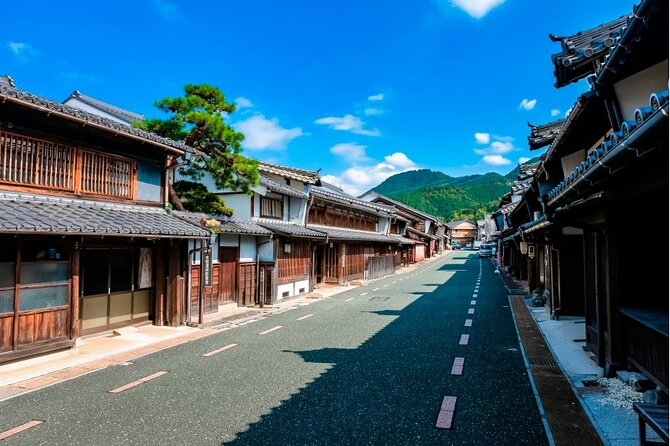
[365,255,395,281]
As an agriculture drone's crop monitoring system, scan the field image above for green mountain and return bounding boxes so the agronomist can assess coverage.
[370,164,533,222]
[371,169,454,196]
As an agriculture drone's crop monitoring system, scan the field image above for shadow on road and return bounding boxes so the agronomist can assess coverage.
[222,255,548,445]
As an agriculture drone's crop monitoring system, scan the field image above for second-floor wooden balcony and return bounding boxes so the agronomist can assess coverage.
[0,130,160,203]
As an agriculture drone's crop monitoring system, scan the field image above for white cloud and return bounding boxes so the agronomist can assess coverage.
[235,97,253,108]
[482,155,512,166]
[474,140,515,156]
[518,157,531,164]
[8,42,27,55]
[364,108,383,116]
[7,41,36,61]
[384,152,415,168]
[445,0,505,18]
[368,93,384,101]
[234,115,303,151]
[519,98,537,110]
[474,132,490,144]
[329,143,368,163]
[550,109,560,117]
[315,114,380,136]
[322,151,417,196]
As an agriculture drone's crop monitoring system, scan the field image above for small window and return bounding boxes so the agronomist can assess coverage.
[260,197,283,219]
[137,162,163,202]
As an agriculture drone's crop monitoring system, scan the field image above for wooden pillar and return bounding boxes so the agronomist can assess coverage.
[338,243,345,285]
[168,241,181,326]
[154,242,166,326]
[70,245,80,340]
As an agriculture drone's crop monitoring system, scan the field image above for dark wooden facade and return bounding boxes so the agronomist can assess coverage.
[496,0,668,392]
[0,87,202,363]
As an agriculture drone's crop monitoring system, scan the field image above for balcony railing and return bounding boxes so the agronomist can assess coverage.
[0,130,134,200]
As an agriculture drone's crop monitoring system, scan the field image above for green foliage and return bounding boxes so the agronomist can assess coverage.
[136,84,259,194]
[371,169,454,196]
[173,181,233,216]
[376,170,513,222]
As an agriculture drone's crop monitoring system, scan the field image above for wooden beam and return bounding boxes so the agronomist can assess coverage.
[154,242,165,326]
[70,244,80,340]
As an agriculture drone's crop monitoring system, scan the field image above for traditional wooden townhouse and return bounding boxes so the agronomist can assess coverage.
[0,79,210,363]
[307,185,400,284]
[186,162,327,308]
[360,192,443,261]
[499,0,668,392]
[445,220,477,249]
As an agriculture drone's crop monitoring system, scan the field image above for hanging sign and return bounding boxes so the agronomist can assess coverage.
[203,248,213,287]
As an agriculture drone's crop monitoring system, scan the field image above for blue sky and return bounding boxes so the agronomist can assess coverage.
[3,0,633,195]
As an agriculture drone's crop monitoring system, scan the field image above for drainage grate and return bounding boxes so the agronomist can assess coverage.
[527,356,557,367]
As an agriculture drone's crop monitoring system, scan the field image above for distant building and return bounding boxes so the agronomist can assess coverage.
[445,220,477,247]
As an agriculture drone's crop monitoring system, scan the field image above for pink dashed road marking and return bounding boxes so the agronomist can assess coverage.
[202,343,237,357]
[0,420,44,440]
[109,371,168,394]
[464,319,473,327]
[451,357,465,375]
[468,308,475,315]
[435,396,458,429]
[459,334,470,345]
[258,326,283,335]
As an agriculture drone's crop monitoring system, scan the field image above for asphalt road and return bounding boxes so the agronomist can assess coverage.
[0,252,548,445]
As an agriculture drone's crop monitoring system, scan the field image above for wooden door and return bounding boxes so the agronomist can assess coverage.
[219,248,238,303]
[190,264,218,315]
[323,243,339,283]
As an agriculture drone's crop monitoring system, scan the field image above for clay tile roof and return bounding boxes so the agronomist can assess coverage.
[527,119,566,150]
[254,219,326,238]
[312,187,395,215]
[306,224,399,244]
[172,211,272,236]
[0,192,209,238]
[549,14,629,88]
[260,174,308,199]
[64,90,144,125]
[258,162,320,185]
[0,84,189,153]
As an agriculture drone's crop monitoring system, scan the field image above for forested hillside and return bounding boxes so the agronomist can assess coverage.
[369,159,540,221]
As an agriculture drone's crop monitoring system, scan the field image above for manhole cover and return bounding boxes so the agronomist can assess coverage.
[527,356,557,367]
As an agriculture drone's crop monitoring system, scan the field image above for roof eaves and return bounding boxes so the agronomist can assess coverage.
[0,85,188,154]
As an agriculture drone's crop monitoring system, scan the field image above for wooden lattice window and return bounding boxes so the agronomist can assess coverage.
[80,151,133,198]
[277,240,309,279]
[260,196,283,219]
[0,131,75,190]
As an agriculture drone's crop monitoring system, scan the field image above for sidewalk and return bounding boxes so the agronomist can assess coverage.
[499,266,653,446]
[0,252,443,402]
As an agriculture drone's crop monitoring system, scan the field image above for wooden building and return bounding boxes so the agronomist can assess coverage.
[187,162,326,307]
[307,185,400,284]
[496,0,668,392]
[0,79,209,363]
[360,192,445,261]
[445,220,478,248]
